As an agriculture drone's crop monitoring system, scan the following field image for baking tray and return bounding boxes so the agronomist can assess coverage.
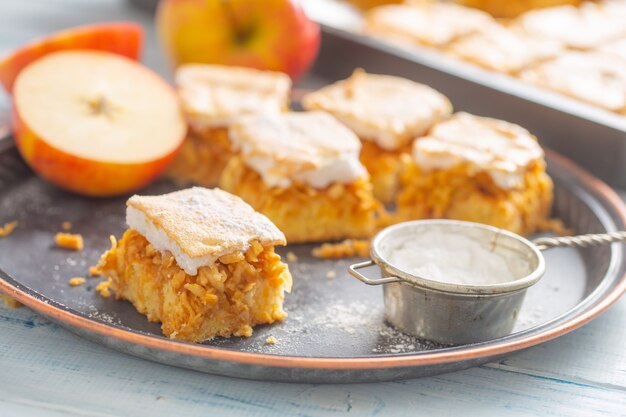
[1,132,626,382]
[312,25,626,188]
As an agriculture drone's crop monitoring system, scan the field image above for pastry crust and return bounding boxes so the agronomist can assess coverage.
[127,187,285,260]
[302,70,452,151]
[176,64,291,129]
[220,156,377,243]
[228,111,367,189]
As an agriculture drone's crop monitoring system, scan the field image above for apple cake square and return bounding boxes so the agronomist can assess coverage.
[396,112,553,236]
[513,2,626,50]
[598,38,626,62]
[303,69,452,203]
[219,111,378,243]
[519,52,626,114]
[167,64,292,187]
[363,2,495,49]
[97,187,292,342]
[446,25,562,74]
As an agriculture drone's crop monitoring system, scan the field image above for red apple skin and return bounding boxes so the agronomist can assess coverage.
[12,107,184,197]
[156,0,320,80]
[0,22,143,93]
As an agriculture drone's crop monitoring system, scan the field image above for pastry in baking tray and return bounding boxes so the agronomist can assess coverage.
[363,2,496,49]
[303,69,452,203]
[220,111,378,243]
[513,2,626,50]
[455,0,582,19]
[395,112,553,236]
[598,37,626,62]
[519,51,626,114]
[167,64,291,187]
[98,187,292,342]
[446,25,562,74]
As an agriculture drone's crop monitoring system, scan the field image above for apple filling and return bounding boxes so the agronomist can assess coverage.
[98,230,292,342]
[359,140,412,204]
[395,113,553,236]
[166,128,233,187]
[396,161,553,236]
[220,156,377,243]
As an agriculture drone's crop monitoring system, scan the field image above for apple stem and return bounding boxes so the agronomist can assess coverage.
[221,0,254,46]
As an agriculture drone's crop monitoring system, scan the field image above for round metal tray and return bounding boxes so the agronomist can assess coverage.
[1,138,625,383]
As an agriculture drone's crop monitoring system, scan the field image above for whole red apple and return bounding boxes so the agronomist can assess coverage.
[156,0,320,80]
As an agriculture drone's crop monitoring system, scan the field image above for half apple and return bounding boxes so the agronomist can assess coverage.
[0,22,143,93]
[12,50,186,197]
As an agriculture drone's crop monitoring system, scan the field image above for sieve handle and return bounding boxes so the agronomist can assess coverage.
[533,231,626,251]
[348,260,402,286]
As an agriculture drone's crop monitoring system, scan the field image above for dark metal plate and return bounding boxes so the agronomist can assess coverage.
[1,135,626,383]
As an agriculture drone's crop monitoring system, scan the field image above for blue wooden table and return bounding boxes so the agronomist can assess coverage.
[2,1,626,415]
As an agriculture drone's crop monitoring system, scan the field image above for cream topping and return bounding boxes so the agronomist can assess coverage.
[364,3,495,47]
[413,113,544,190]
[175,64,291,129]
[302,70,452,150]
[229,111,367,188]
[126,187,285,276]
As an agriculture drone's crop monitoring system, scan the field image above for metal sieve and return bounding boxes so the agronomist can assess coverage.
[349,220,626,345]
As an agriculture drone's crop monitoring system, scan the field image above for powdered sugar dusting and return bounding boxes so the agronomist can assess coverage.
[127,187,286,274]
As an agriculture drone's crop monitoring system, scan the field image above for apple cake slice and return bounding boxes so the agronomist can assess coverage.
[220,111,378,243]
[446,25,563,75]
[519,52,626,114]
[396,112,553,236]
[363,2,496,49]
[303,69,452,203]
[97,187,292,342]
[167,64,292,187]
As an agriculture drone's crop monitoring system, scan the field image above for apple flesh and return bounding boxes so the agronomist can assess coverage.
[156,0,320,80]
[0,22,143,93]
[12,50,186,197]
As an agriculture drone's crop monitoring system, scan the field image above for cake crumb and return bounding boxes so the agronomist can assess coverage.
[1,294,22,308]
[538,218,574,236]
[0,221,17,238]
[61,221,72,231]
[68,277,86,287]
[312,239,370,259]
[88,266,101,277]
[286,251,298,262]
[265,335,278,345]
[55,233,84,251]
[96,280,112,298]
[326,270,336,280]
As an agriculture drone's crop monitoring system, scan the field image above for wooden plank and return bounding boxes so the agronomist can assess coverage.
[486,296,626,390]
[2,304,626,417]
